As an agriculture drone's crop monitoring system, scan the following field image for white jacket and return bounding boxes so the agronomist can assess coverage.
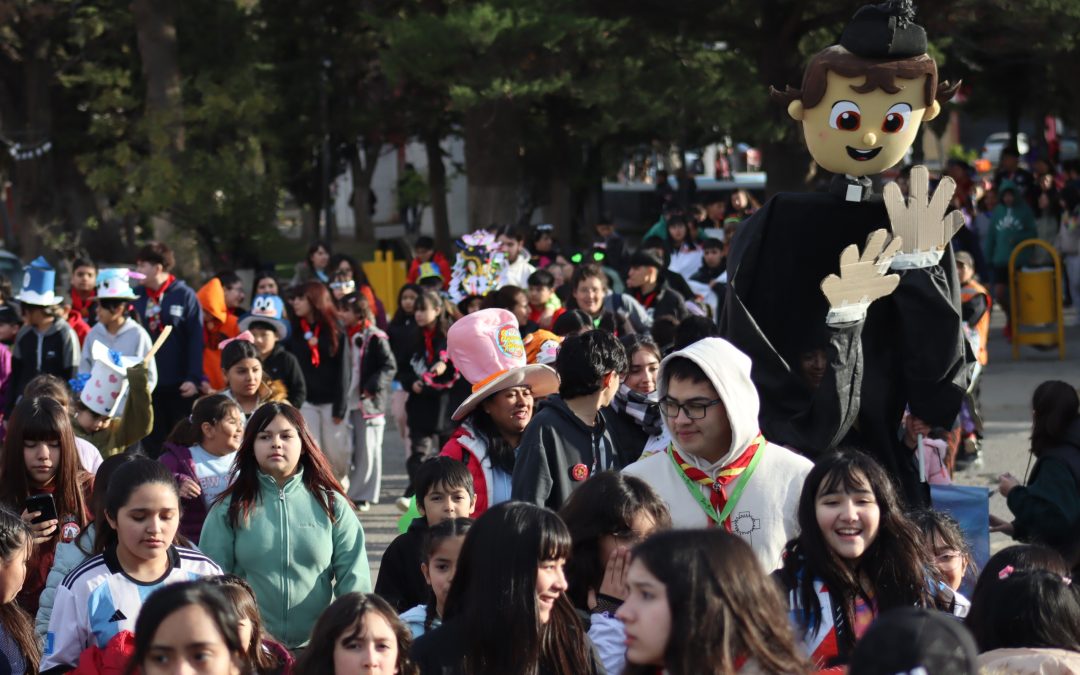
[498,252,536,289]
[622,338,811,571]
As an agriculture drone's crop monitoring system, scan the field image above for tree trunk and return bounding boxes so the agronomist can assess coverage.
[424,131,451,252]
[13,55,55,257]
[349,140,382,243]
[132,0,189,265]
[464,101,523,228]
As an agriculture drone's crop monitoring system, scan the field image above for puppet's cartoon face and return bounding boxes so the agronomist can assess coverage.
[790,70,939,177]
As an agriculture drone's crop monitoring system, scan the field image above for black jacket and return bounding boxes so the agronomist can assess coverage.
[387,316,416,383]
[721,187,968,505]
[354,326,396,416]
[374,517,428,613]
[400,329,458,436]
[9,319,80,413]
[510,396,629,511]
[632,281,688,322]
[1008,419,1080,559]
[286,320,349,418]
[411,617,605,675]
[262,343,306,408]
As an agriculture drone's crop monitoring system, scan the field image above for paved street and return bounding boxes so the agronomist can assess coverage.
[361,306,1080,577]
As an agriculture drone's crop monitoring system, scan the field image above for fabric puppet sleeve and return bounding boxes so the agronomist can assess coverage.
[889,245,968,429]
[721,202,865,457]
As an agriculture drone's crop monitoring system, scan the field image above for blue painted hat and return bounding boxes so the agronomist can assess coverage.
[15,256,62,306]
[238,294,289,340]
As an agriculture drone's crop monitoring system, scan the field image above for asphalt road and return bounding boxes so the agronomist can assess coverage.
[361,306,1080,577]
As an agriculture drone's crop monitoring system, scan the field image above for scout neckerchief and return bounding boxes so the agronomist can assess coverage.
[667,433,765,531]
[144,274,175,335]
[300,318,321,368]
[634,287,658,309]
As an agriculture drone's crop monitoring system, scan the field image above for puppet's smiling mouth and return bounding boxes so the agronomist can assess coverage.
[846,146,882,161]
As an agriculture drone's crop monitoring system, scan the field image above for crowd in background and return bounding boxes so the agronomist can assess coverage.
[0,159,1071,674]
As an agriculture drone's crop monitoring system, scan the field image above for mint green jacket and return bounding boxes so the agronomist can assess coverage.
[199,469,371,648]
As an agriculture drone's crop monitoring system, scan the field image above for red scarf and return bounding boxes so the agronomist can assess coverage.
[635,287,658,308]
[70,288,94,318]
[670,436,763,532]
[144,274,175,334]
[422,326,436,364]
[300,319,321,368]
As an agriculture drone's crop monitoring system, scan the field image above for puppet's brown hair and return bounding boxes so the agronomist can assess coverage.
[771,45,959,109]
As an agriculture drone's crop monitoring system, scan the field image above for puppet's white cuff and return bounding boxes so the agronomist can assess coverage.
[890,250,944,270]
[826,301,870,326]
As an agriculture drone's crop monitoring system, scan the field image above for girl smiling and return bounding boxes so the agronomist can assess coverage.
[775,450,961,668]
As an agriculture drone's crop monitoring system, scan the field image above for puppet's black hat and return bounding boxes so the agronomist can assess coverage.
[840,0,927,58]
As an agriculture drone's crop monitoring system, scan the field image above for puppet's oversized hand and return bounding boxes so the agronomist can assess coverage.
[884,165,965,269]
[821,229,903,326]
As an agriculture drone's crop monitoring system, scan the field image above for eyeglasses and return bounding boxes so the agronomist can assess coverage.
[659,398,724,420]
[934,551,962,566]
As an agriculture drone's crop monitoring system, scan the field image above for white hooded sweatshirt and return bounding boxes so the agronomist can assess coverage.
[623,337,811,571]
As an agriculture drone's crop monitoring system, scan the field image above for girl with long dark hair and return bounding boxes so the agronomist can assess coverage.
[605,335,670,460]
[410,501,603,675]
[617,529,810,675]
[292,240,332,285]
[203,574,293,674]
[400,291,458,496]
[400,517,472,638]
[199,402,371,650]
[558,471,671,674]
[775,449,959,668]
[388,283,422,456]
[329,253,387,329]
[0,396,92,617]
[286,281,350,481]
[42,458,222,671]
[993,380,1080,568]
[34,453,139,636]
[124,581,250,675]
[0,508,41,674]
[219,338,287,421]
[295,592,418,675]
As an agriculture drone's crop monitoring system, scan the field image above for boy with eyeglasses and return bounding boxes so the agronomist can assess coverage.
[623,337,811,569]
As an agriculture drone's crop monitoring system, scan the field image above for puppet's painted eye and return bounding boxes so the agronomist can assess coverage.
[829,101,861,131]
[881,103,912,133]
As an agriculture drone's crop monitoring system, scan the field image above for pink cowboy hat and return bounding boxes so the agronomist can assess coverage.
[447,308,559,421]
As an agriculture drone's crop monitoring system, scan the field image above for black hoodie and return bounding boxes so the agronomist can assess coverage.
[510,395,630,511]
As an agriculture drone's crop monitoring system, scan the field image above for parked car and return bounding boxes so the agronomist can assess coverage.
[981,132,1029,166]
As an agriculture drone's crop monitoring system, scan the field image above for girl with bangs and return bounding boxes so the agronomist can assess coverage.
[775,449,961,669]
[411,501,602,675]
[0,396,92,616]
[285,282,350,483]
[199,402,371,651]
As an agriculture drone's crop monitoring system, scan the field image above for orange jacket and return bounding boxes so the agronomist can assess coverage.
[197,278,239,390]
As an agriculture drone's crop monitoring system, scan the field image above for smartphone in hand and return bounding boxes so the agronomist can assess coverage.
[25,493,58,524]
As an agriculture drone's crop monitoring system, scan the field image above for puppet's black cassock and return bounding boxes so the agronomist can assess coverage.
[720,181,969,504]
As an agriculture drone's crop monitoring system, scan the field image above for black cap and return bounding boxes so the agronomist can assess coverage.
[628,249,665,271]
[849,607,979,675]
[840,0,927,59]
[0,304,19,325]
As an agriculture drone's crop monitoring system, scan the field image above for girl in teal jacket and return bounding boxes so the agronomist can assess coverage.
[200,401,372,649]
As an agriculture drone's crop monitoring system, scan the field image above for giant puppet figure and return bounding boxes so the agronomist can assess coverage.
[721,0,967,503]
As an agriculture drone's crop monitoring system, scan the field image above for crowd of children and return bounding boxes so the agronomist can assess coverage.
[0,174,1072,674]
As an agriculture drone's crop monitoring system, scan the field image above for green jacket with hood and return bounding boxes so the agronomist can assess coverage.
[199,468,372,648]
[985,180,1038,268]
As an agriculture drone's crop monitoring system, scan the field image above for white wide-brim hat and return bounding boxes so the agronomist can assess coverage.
[452,363,559,422]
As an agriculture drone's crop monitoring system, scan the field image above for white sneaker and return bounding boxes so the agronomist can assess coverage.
[395,497,411,512]
[356,501,371,513]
